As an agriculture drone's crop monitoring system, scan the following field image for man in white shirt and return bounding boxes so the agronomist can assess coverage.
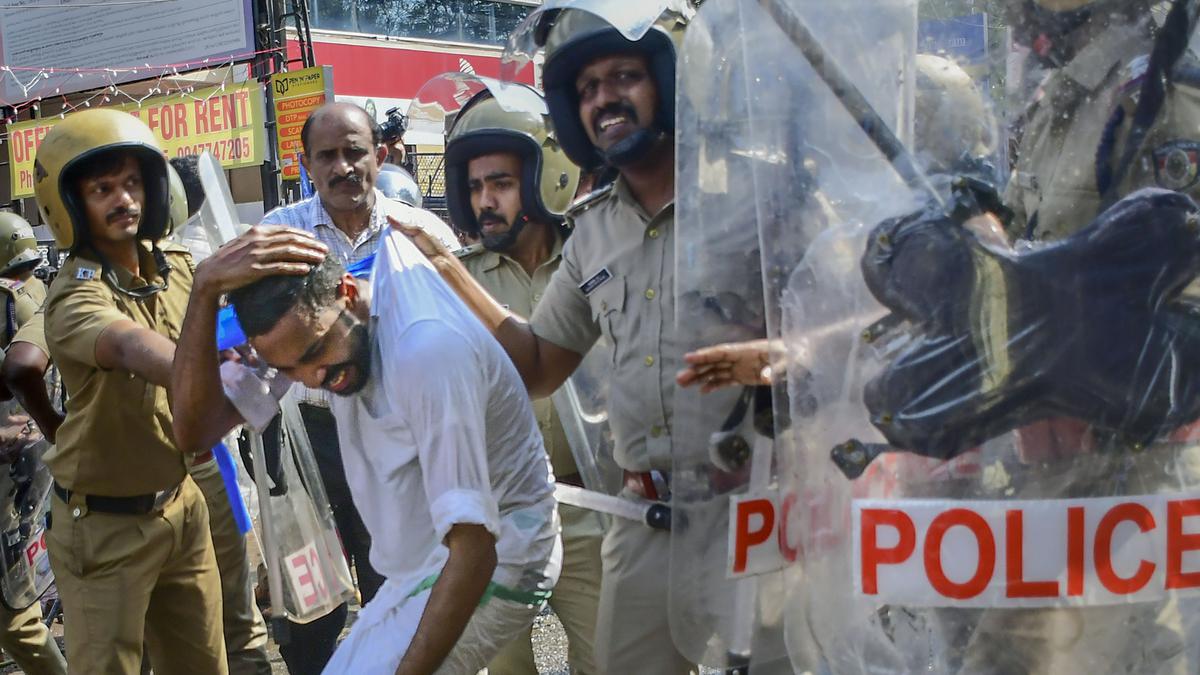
[255,101,460,673]
[170,225,561,675]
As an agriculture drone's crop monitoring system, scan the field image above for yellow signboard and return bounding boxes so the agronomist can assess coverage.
[7,81,266,199]
[271,66,334,181]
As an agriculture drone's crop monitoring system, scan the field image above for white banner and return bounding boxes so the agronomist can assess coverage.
[0,0,253,103]
[853,492,1200,607]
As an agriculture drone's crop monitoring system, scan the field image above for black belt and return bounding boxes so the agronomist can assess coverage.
[53,482,179,515]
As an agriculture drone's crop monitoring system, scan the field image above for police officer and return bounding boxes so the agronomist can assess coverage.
[443,84,602,674]
[397,4,694,672]
[946,3,1200,672]
[0,213,46,341]
[0,212,66,675]
[166,156,273,675]
[34,109,227,675]
[1004,0,1191,238]
[377,163,424,208]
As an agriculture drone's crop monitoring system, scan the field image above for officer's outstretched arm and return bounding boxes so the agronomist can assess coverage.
[392,217,583,396]
[171,226,326,454]
[1,342,62,444]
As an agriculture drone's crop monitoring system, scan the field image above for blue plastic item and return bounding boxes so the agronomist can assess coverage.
[213,442,253,535]
[216,305,247,351]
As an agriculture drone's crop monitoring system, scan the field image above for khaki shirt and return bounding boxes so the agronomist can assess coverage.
[43,242,194,496]
[0,276,46,350]
[1006,17,1200,240]
[458,235,579,479]
[10,308,47,356]
[531,178,678,473]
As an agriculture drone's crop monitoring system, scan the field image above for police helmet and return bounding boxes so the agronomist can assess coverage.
[444,86,580,236]
[914,55,995,173]
[538,4,690,169]
[33,109,172,251]
[0,212,41,277]
[166,163,190,233]
[377,164,425,208]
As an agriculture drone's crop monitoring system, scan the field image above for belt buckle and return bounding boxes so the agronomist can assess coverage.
[151,486,178,512]
[649,470,670,502]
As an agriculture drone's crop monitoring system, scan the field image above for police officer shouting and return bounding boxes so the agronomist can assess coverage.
[443,83,603,675]
[34,109,231,675]
[398,3,695,672]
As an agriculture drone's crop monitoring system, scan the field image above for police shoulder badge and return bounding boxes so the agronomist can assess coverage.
[74,267,97,281]
[1152,140,1200,191]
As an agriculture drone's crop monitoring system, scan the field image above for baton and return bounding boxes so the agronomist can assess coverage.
[553,483,671,531]
[755,0,944,210]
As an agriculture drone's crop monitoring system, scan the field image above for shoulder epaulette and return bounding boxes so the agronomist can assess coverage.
[566,183,615,219]
[0,278,20,293]
[158,240,192,255]
[454,243,485,260]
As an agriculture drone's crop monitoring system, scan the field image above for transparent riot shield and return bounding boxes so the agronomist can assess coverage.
[550,349,622,495]
[750,2,1200,674]
[251,394,355,624]
[0,400,53,611]
[168,151,248,261]
[672,0,915,670]
[410,71,621,494]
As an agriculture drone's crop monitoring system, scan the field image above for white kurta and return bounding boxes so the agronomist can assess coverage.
[323,230,561,675]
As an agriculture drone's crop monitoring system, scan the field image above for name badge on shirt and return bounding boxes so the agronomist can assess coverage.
[579,267,612,296]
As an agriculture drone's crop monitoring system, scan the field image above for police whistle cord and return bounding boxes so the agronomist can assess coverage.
[1100,0,1200,207]
[552,483,671,531]
[755,0,944,211]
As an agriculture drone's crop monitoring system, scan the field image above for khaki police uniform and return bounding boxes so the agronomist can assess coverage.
[530,178,693,674]
[187,458,270,675]
[42,242,226,675]
[1006,16,1200,238]
[0,279,67,675]
[11,307,48,357]
[459,237,604,675]
[0,276,46,341]
[966,14,1200,675]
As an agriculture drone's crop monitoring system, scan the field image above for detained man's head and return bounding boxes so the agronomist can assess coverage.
[467,151,530,252]
[229,259,371,396]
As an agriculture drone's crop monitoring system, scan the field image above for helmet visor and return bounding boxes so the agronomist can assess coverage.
[501,0,690,82]
[407,73,549,144]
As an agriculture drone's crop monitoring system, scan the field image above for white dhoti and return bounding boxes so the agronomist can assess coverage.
[322,578,544,675]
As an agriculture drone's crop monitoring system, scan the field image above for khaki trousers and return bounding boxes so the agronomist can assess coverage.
[0,601,66,674]
[593,499,696,675]
[488,504,603,674]
[46,476,227,675]
[188,458,270,675]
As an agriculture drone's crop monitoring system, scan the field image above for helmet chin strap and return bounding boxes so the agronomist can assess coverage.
[601,127,667,168]
[481,211,530,252]
[90,241,172,299]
